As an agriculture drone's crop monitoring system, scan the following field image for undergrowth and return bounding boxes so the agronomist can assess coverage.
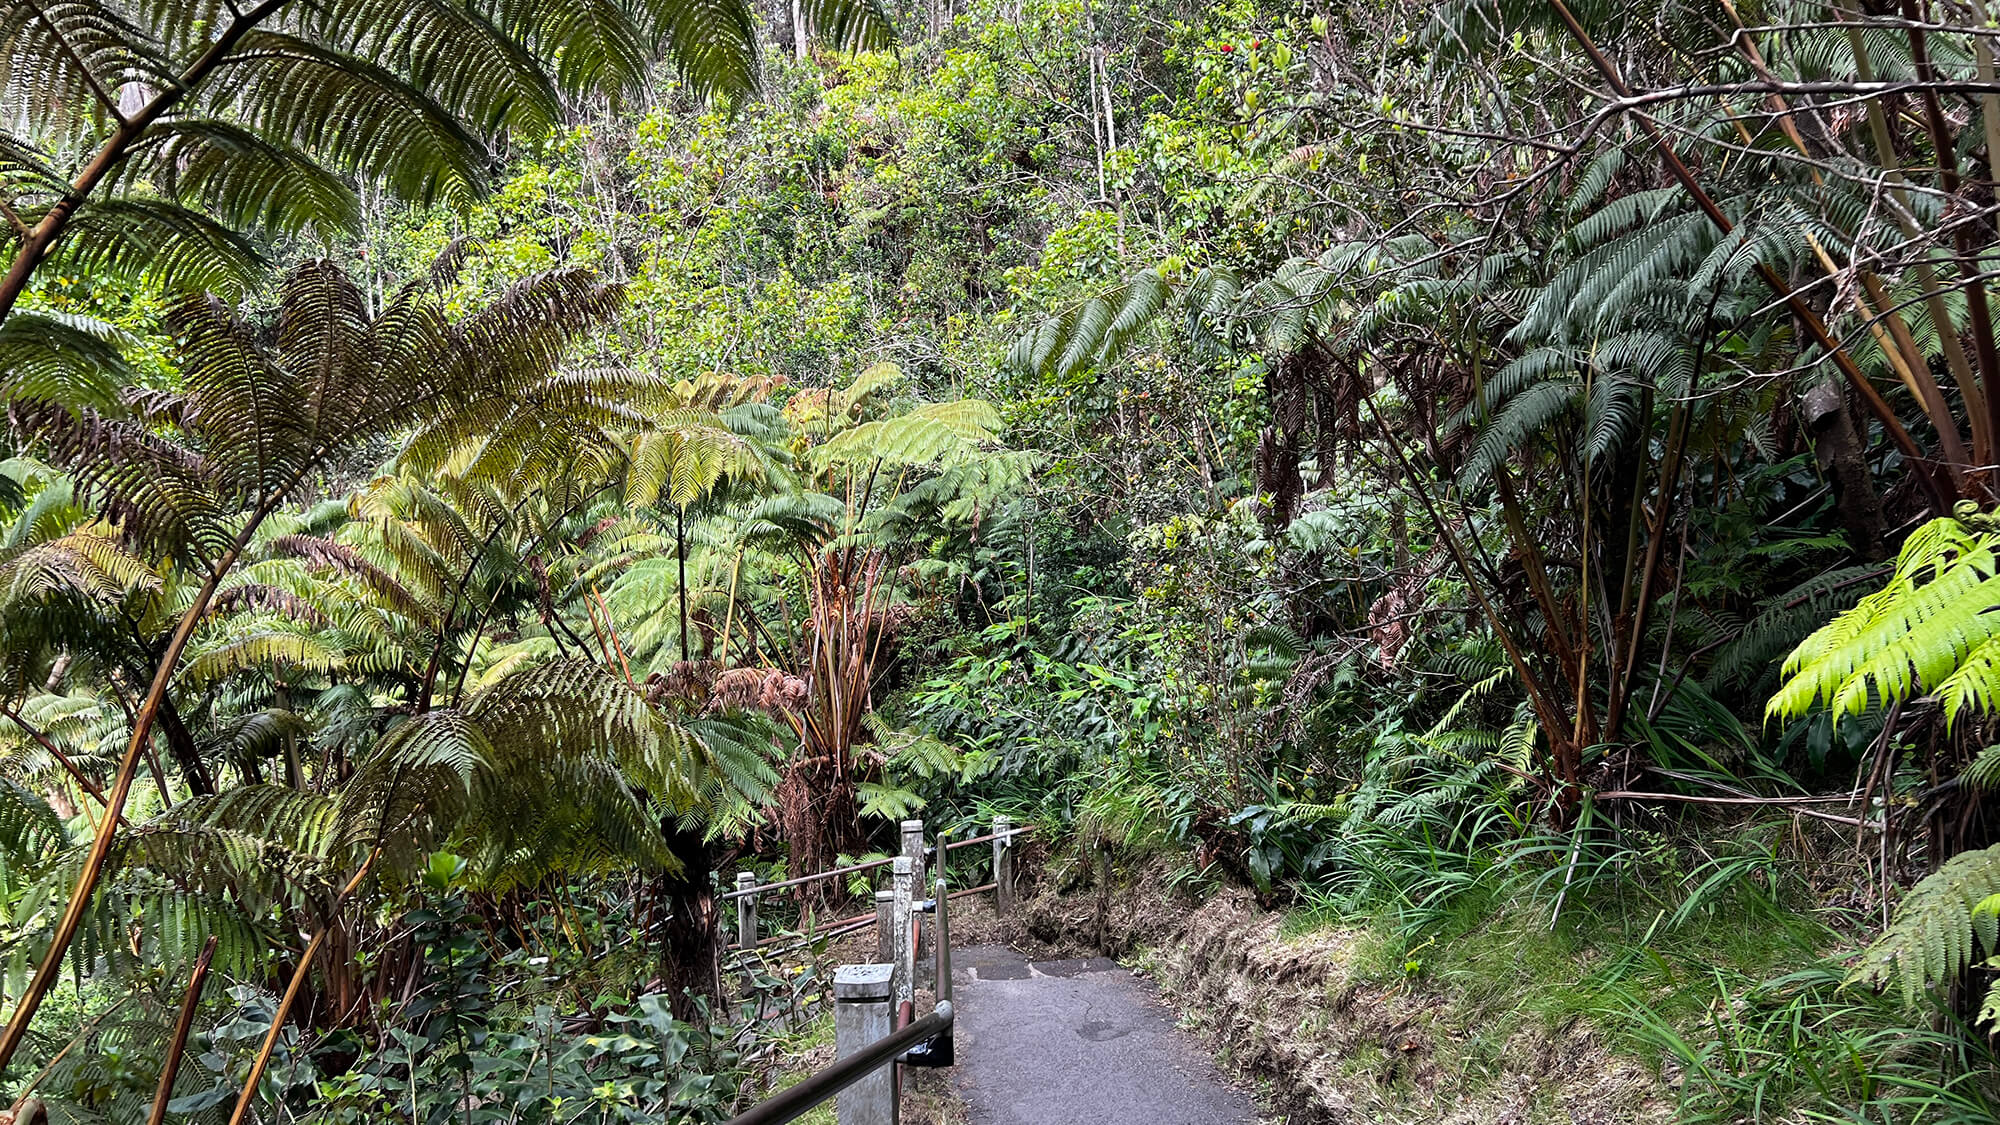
[1267,817,2000,1124]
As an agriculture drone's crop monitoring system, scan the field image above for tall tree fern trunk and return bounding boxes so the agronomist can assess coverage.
[1803,383,1888,561]
[155,696,215,797]
[659,823,721,1021]
[774,757,863,902]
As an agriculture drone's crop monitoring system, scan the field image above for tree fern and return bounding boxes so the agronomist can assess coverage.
[808,399,1004,470]
[0,780,65,885]
[1851,843,2000,1016]
[0,0,896,329]
[0,312,128,412]
[1769,515,2000,728]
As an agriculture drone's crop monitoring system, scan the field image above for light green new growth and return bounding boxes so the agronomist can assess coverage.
[1769,514,2000,729]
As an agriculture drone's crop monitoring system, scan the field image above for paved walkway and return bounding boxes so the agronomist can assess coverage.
[948,944,1259,1125]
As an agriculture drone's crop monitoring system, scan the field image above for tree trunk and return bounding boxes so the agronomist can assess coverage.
[658,823,721,1021]
[774,757,863,903]
[677,506,691,665]
[1803,382,1889,561]
[154,695,216,797]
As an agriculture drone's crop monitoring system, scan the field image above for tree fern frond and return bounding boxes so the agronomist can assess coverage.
[1707,565,1882,693]
[1770,517,2000,725]
[213,30,490,207]
[796,0,894,54]
[304,0,565,136]
[1459,377,1577,489]
[631,0,759,101]
[120,119,362,235]
[54,198,265,296]
[1008,269,1177,379]
[810,400,1002,470]
[0,311,130,413]
[0,0,171,145]
[1852,843,2000,1009]
[179,629,344,687]
[0,780,66,881]
[499,0,651,98]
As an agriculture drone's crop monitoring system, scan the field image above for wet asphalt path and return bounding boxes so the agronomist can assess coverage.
[947,944,1259,1125]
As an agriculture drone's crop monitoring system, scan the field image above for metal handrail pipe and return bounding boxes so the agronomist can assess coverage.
[721,856,897,901]
[724,825,1032,901]
[725,915,877,962]
[724,881,1000,964]
[940,825,1034,852]
[720,1002,954,1125]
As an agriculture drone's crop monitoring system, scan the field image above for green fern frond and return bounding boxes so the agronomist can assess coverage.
[180,629,344,688]
[120,119,363,235]
[54,197,265,296]
[857,781,925,822]
[214,30,490,207]
[1770,517,2000,726]
[0,311,131,413]
[1851,843,2000,1010]
[1962,744,2000,790]
[810,400,1003,470]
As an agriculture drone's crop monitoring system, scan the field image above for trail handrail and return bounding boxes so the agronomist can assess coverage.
[721,824,1033,902]
[723,877,956,1125]
[720,1002,953,1125]
[721,856,896,900]
[941,825,1034,851]
[727,882,998,960]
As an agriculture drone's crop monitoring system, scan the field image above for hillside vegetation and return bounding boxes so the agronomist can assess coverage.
[4,0,2000,1121]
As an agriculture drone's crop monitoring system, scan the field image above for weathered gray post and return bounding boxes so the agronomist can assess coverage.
[900,820,932,988]
[735,871,758,949]
[992,816,1016,916]
[833,964,896,1125]
[874,889,895,962]
[891,856,915,1013]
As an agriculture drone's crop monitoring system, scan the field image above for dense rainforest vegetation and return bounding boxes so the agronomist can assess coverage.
[9,0,2000,1120]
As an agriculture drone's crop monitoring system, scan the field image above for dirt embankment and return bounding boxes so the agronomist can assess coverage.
[1005,860,1669,1125]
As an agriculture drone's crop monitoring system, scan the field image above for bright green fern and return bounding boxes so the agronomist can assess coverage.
[1770,513,2000,728]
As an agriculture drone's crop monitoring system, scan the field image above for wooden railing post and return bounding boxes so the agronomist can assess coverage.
[736,871,759,950]
[891,856,915,1013]
[992,816,1015,916]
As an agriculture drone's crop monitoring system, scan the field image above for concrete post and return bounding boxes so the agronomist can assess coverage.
[833,964,896,1125]
[735,872,758,950]
[992,816,1015,916]
[874,889,895,963]
[891,856,915,1012]
[901,820,932,988]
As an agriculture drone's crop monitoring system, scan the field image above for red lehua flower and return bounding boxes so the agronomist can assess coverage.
[1250,38,1262,48]
[1219,42,1233,52]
